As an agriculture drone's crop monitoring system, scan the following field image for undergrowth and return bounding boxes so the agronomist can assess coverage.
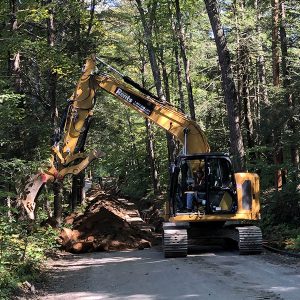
[0,206,57,299]
[260,182,300,251]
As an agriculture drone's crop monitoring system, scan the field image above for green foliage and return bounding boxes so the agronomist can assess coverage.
[89,96,157,198]
[292,235,300,250]
[284,234,300,251]
[0,208,57,298]
[260,178,300,250]
[261,181,300,227]
[261,223,300,251]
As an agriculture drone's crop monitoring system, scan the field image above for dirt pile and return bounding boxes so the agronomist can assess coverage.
[58,189,158,253]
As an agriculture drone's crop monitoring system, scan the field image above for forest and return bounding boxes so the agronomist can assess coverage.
[0,0,300,297]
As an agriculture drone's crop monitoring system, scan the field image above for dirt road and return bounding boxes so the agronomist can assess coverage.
[38,247,299,300]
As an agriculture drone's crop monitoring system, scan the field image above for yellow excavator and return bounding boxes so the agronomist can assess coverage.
[19,55,262,257]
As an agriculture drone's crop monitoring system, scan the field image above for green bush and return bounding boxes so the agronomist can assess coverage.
[0,266,18,299]
[285,235,300,251]
[261,181,300,227]
[260,180,300,250]
[0,209,57,298]
[294,235,300,249]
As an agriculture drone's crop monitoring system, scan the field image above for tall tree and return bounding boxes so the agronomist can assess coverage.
[145,119,160,193]
[204,0,245,171]
[233,1,255,151]
[271,0,284,189]
[272,0,280,87]
[135,0,176,166]
[136,30,161,194]
[240,43,255,149]
[254,0,269,107]
[279,1,299,167]
[45,0,62,224]
[8,0,21,92]
[174,44,185,112]
[135,0,165,102]
[174,0,196,120]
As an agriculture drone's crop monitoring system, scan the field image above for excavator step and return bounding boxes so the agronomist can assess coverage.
[236,226,263,254]
[163,222,189,258]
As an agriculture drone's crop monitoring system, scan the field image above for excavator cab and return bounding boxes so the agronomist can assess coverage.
[164,153,262,258]
[170,153,237,216]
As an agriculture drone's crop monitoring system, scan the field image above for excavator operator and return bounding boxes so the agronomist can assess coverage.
[185,165,206,212]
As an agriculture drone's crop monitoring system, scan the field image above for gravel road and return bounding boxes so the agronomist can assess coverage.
[38,247,299,300]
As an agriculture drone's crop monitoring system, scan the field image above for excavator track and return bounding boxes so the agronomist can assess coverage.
[162,223,262,257]
[235,226,263,254]
[163,222,188,258]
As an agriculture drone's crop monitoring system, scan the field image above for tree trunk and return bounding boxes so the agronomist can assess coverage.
[174,45,185,112]
[46,0,62,221]
[53,181,63,225]
[9,0,18,31]
[169,2,185,113]
[125,109,140,166]
[174,0,196,120]
[279,1,299,167]
[135,0,165,102]
[48,84,60,217]
[136,0,176,170]
[145,119,160,194]
[204,0,245,171]
[233,0,242,121]
[75,17,82,64]
[158,47,178,163]
[9,0,22,92]
[253,1,267,141]
[87,0,96,38]
[46,3,55,47]
[139,44,160,194]
[240,44,255,150]
[272,0,284,189]
[71,176,78,211]
[7,196,12,223]
[255,0,269,107]
[257,54,268,105]
[159,48,170,103]
[272,0,280,87]
[71,172,85,211]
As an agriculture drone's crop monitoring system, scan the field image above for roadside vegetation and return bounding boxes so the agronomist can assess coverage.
[0,209,57,299]
[260,181,300,251]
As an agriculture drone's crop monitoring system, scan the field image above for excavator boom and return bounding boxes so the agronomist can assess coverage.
[63,56,210,157]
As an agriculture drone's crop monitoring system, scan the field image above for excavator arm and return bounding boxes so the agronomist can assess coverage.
[19,55,209,219]
[62,56,209,157]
